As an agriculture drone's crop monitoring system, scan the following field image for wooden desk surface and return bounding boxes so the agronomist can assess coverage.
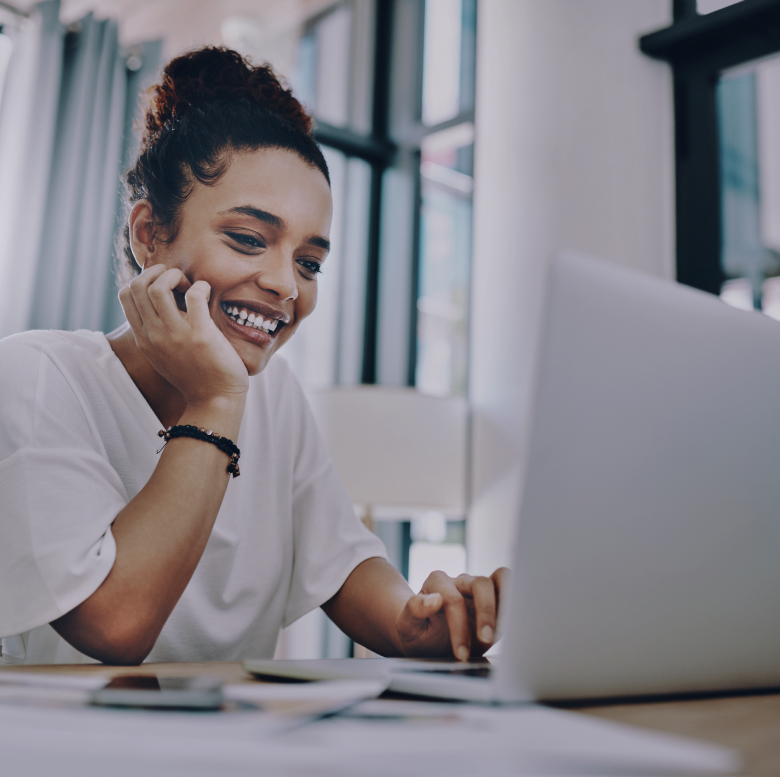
[2,661,779,776]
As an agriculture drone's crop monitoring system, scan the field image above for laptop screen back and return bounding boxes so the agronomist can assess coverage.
[497,253,780,702]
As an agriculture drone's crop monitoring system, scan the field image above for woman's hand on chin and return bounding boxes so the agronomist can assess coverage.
[120,264,249,407]
[395,567,509,661]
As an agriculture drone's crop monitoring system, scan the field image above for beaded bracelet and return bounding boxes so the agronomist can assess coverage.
[157,424,241,478]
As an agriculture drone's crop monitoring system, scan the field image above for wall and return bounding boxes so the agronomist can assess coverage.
[468,0,675,574]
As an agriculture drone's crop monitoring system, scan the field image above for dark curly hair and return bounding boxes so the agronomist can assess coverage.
[118,47,329,283]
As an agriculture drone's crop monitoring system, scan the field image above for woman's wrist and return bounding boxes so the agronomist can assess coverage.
[178,395,246,442]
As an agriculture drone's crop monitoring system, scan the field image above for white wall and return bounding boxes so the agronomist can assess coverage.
[467,0,675,575]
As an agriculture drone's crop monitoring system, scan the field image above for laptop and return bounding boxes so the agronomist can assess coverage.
[245,252,780,703]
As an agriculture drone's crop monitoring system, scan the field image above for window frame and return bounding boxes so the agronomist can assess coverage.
[311,0,477,388]
[639,0,780,295]
[311,0,396,385]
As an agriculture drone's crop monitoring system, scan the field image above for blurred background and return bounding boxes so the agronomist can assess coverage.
[0,0,772,657]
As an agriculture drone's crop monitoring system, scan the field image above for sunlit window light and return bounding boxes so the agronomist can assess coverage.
[720,275,780,321]
[697,0,744,14]
[0,32,12,110]
[422,0,462,126]
[408,542,467,594]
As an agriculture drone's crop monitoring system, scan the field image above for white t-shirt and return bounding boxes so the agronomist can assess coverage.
[0,330,386,665]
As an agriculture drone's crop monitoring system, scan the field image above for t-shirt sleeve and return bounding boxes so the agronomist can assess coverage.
[281,370,388,627]
[0,337,125,638]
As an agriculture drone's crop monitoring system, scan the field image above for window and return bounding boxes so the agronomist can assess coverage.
[279,0,392,388]
[717,59,780,317]
[283,0,477,399]
[0,27,12,107]
[414,0,476,398]
[640,0,780,302]
[273,0,477,657]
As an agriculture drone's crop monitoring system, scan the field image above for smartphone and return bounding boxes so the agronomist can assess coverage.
[89,675,223,710]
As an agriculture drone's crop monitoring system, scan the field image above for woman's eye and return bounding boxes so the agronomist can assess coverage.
[225,232,265,250]
[297,259,322,277]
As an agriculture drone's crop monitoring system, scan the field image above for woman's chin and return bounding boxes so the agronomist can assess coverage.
[232,340,272,376]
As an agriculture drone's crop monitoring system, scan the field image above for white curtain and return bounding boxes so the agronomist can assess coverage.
[0,1,161,339]
[0,0,64,339]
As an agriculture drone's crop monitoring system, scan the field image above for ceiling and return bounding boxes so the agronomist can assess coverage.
[12,0,335,63]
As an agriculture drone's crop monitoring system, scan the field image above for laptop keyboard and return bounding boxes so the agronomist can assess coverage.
[406,666,493,678]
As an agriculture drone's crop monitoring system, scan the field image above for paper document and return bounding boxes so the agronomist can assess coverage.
[0,671,110,707]
[224,678,388,718]
[0,694,738,775]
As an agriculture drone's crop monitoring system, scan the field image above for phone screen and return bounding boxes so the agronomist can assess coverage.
[89,675,223,710]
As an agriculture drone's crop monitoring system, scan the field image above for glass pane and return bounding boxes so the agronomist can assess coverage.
[697,0,744,14]
[421,0,477,127]
[0,32,12,110]
[717,56,780,317]
[337,157,372,384]
[277,149,372,388]
[415,123,474,397]
[313,5,351,126]
[294,3,373,130]
[422,0,462,126]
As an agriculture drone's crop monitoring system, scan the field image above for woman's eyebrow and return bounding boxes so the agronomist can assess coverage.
[217,205,285,229]
[218,205,329,252]
[307,235,331,252]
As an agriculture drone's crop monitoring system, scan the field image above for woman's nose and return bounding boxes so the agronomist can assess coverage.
[256,252,298,301]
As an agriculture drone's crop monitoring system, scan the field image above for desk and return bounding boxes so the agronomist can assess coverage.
[1,661,774,775]
[578,693,780,776]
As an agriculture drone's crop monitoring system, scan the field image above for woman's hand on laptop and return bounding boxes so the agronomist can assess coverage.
[395,568,509,661]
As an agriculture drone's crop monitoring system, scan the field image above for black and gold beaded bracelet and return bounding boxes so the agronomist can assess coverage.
[157,424,241,478]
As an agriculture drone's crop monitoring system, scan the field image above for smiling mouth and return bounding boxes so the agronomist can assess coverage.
[221,302,283,334]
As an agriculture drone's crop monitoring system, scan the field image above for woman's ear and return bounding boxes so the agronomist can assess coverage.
[128,200,157,271]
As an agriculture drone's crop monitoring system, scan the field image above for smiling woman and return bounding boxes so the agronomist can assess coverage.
[0,47,506,667]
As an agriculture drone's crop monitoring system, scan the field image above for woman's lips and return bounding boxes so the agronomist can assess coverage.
[222,305,276,346]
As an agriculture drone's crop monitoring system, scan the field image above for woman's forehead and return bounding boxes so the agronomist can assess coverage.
[187,148,332,234]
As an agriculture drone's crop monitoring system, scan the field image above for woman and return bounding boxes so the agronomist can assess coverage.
[0,47,505,666]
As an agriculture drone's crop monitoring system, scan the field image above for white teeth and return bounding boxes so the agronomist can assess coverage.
[223,304,281,333]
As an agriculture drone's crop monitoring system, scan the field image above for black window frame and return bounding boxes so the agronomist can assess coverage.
[639,0,780,295]
[312,0,397,385]
[311,0,477,389]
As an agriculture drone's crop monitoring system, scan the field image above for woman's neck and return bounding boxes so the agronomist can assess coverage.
[106,324,187,429]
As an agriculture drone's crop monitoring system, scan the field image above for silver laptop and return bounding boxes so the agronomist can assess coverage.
[246,252,780,703]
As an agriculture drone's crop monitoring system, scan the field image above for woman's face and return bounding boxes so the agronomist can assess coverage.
[155,148,332,376]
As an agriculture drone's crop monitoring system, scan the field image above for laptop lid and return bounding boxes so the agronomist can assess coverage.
[496,252,780,702]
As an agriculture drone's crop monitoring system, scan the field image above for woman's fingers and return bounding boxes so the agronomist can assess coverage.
[491,567,510,612]
[406,591,443,620]
[423,571,471,661]
[457,574,498,646]
[118,285,143,334]
[127,264,168,323]
[146,267,189,324]
[184,280,213,332]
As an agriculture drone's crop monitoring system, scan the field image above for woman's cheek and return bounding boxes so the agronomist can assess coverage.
[302,286,318,319]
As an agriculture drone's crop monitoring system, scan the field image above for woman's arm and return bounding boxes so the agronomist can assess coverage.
[51,265,249,665]
[323,557,509,661]
[50,398,242,665]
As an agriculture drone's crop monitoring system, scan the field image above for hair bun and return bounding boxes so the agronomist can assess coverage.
[142,47,313,146]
